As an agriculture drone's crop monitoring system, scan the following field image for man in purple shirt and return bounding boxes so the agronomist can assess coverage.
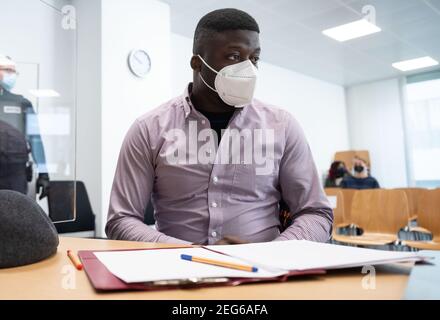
[106,8,333,245]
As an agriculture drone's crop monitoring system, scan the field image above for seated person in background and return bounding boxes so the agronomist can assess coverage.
[341,157,380,189]
[324,161,347,188]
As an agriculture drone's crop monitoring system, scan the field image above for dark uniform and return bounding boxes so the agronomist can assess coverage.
[0,120,29,194]
[0,87,49,196]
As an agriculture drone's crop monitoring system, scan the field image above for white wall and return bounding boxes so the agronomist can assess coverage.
[256,63,349,175]
[100,0,171,236]
[74,0,102,228]
[170,33,349,176]
[75,0,172,237]
[346,78,408,188]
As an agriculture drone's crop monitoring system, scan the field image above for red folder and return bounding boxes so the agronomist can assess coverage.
[78,248,326,292]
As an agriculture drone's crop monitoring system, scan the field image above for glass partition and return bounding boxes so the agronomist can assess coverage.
[0,0,77,222]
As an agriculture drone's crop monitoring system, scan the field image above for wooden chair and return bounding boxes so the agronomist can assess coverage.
[334,150,370,172]
[395,188,425,222]
[403,189,440,250]
[333,189,410,246]
[340,189,357,223]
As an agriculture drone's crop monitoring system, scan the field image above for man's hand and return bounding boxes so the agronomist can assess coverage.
[214,236,248,245]
[36,173,50,200]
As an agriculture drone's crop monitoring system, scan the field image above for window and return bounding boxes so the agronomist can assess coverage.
[405,71,440,188]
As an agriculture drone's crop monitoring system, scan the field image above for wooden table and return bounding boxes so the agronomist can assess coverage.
[0,237,413,300]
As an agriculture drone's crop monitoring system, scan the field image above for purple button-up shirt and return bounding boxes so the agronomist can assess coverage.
[106,84,333,245]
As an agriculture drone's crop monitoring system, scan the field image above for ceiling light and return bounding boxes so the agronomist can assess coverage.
[322,19,381,42]
[29,89,60,98]
[392,56,439,71]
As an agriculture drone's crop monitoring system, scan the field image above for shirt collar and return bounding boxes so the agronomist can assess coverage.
[182,83,193,119]
[182,82,250,119]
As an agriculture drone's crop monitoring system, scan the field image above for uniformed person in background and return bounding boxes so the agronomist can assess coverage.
[0,55,50,199]
[0,119,31,194]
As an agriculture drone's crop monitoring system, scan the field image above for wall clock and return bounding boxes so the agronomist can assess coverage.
[127,49,151,78]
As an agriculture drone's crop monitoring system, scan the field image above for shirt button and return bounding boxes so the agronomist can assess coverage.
[201,119,206,125]
[211,231,217,237]
[213,176,218,183]
[211,202,218,208]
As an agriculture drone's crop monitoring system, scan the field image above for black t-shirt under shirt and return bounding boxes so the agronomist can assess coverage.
[197,109,235,144]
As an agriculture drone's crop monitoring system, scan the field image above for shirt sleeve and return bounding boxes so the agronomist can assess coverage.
[105,119,191,244]
[274,112,333,242]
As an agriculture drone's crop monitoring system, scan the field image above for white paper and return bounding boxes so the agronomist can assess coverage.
[95,241,429,284]
[208,240,428,271]
[94,247,285,284]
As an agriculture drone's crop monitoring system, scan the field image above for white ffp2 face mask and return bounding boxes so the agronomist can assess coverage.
[198,55,257,108]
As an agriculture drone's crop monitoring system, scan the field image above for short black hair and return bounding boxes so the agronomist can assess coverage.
[193,8,260,54]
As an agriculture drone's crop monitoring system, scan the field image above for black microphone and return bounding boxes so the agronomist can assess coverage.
[0,190,59,268]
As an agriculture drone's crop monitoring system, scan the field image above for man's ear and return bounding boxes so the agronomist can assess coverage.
[190,55,202,72]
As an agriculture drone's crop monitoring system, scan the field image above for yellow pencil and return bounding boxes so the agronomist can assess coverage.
[67,250,83,270]
[181,254,258,272]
